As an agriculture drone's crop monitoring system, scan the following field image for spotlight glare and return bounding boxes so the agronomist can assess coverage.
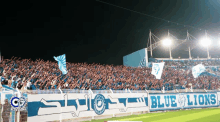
[163,38,172,46]
[200,38,211,47]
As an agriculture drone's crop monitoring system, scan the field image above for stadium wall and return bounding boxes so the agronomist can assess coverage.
[0,90,220,122]
[27,92,149,122]
[27,91,220,122]
[123,48,148,67]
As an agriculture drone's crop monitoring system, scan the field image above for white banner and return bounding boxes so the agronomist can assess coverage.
[27,92,220,121]
[217,92,220,106]
[28,93,149,122]
[149,93,218,111]
[151,62,165,79]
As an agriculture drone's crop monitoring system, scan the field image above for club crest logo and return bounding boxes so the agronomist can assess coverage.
[10,95,27,111]
[153,64,160,75]
[178,94,186,108]
[93,94,106,115]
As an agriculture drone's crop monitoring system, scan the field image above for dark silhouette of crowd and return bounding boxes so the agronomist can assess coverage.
[0,57,219,91]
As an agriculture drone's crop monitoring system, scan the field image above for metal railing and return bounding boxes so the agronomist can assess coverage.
[130,90,147,93]
[92,90,111,94]
[111,90,130,93]
[61,89,89,94]
[24,89,61,94]
[147,90,163,93]
[13,88,220,95]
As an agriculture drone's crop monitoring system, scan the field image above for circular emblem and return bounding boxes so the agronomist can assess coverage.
[93,94,106,115]
[10,95,27,111]
[178,94,186,108]
[11,97,19,107]
[19,97,26,108]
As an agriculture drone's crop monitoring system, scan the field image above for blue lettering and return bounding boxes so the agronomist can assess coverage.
[164,96,170,107]
[157,96,164,108]
[170,96,177,107]
[210,94,216,104]
[187,95,193,105]
[194,95,197,105]
[151,96,157,108]
[198,95,204,105]
[204,94,210,105]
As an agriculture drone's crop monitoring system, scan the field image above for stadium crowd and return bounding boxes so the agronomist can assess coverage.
[153,59,220,77]
[157,59,220,67]
[0,57,219,91]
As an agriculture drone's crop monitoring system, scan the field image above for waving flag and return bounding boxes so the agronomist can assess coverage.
[54,54,68,75]
[139,57,146,68]
[192,64,206,78]
[151,62,165,79]
[2,85,14,91]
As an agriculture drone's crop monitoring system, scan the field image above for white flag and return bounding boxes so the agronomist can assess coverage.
[192,64,206,78]
[151,62,165,79]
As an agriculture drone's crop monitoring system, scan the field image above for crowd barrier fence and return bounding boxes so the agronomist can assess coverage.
[0,88,219,122]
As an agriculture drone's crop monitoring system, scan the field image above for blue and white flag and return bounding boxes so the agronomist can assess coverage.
[139,58,146,68]
[192,64,206,78]
[151,62,165,79]
[54,54,68,75]
[2,85,14,91]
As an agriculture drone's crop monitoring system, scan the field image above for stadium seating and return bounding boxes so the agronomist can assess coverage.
[0,57,220,91]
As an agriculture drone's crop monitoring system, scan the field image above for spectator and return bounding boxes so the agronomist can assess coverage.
[0,56,220,91]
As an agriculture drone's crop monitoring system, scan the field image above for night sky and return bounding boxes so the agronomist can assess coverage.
[1,0,220,65]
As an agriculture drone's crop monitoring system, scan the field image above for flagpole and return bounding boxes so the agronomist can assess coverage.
[205,30,210,59]
[168,30,172,59]
[150,30,153,57]
[187,30,192,59]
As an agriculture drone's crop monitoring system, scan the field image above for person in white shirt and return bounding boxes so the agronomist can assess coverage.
[27,81,32,90]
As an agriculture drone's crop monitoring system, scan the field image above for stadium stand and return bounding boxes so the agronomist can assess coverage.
[0,57,219,92]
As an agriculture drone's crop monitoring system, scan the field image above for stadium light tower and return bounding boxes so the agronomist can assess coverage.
[163,30,172,59]
[200,30,211,59]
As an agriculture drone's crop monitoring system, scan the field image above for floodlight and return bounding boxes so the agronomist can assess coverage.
[162,38,172,46]
[200,38,211,47]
